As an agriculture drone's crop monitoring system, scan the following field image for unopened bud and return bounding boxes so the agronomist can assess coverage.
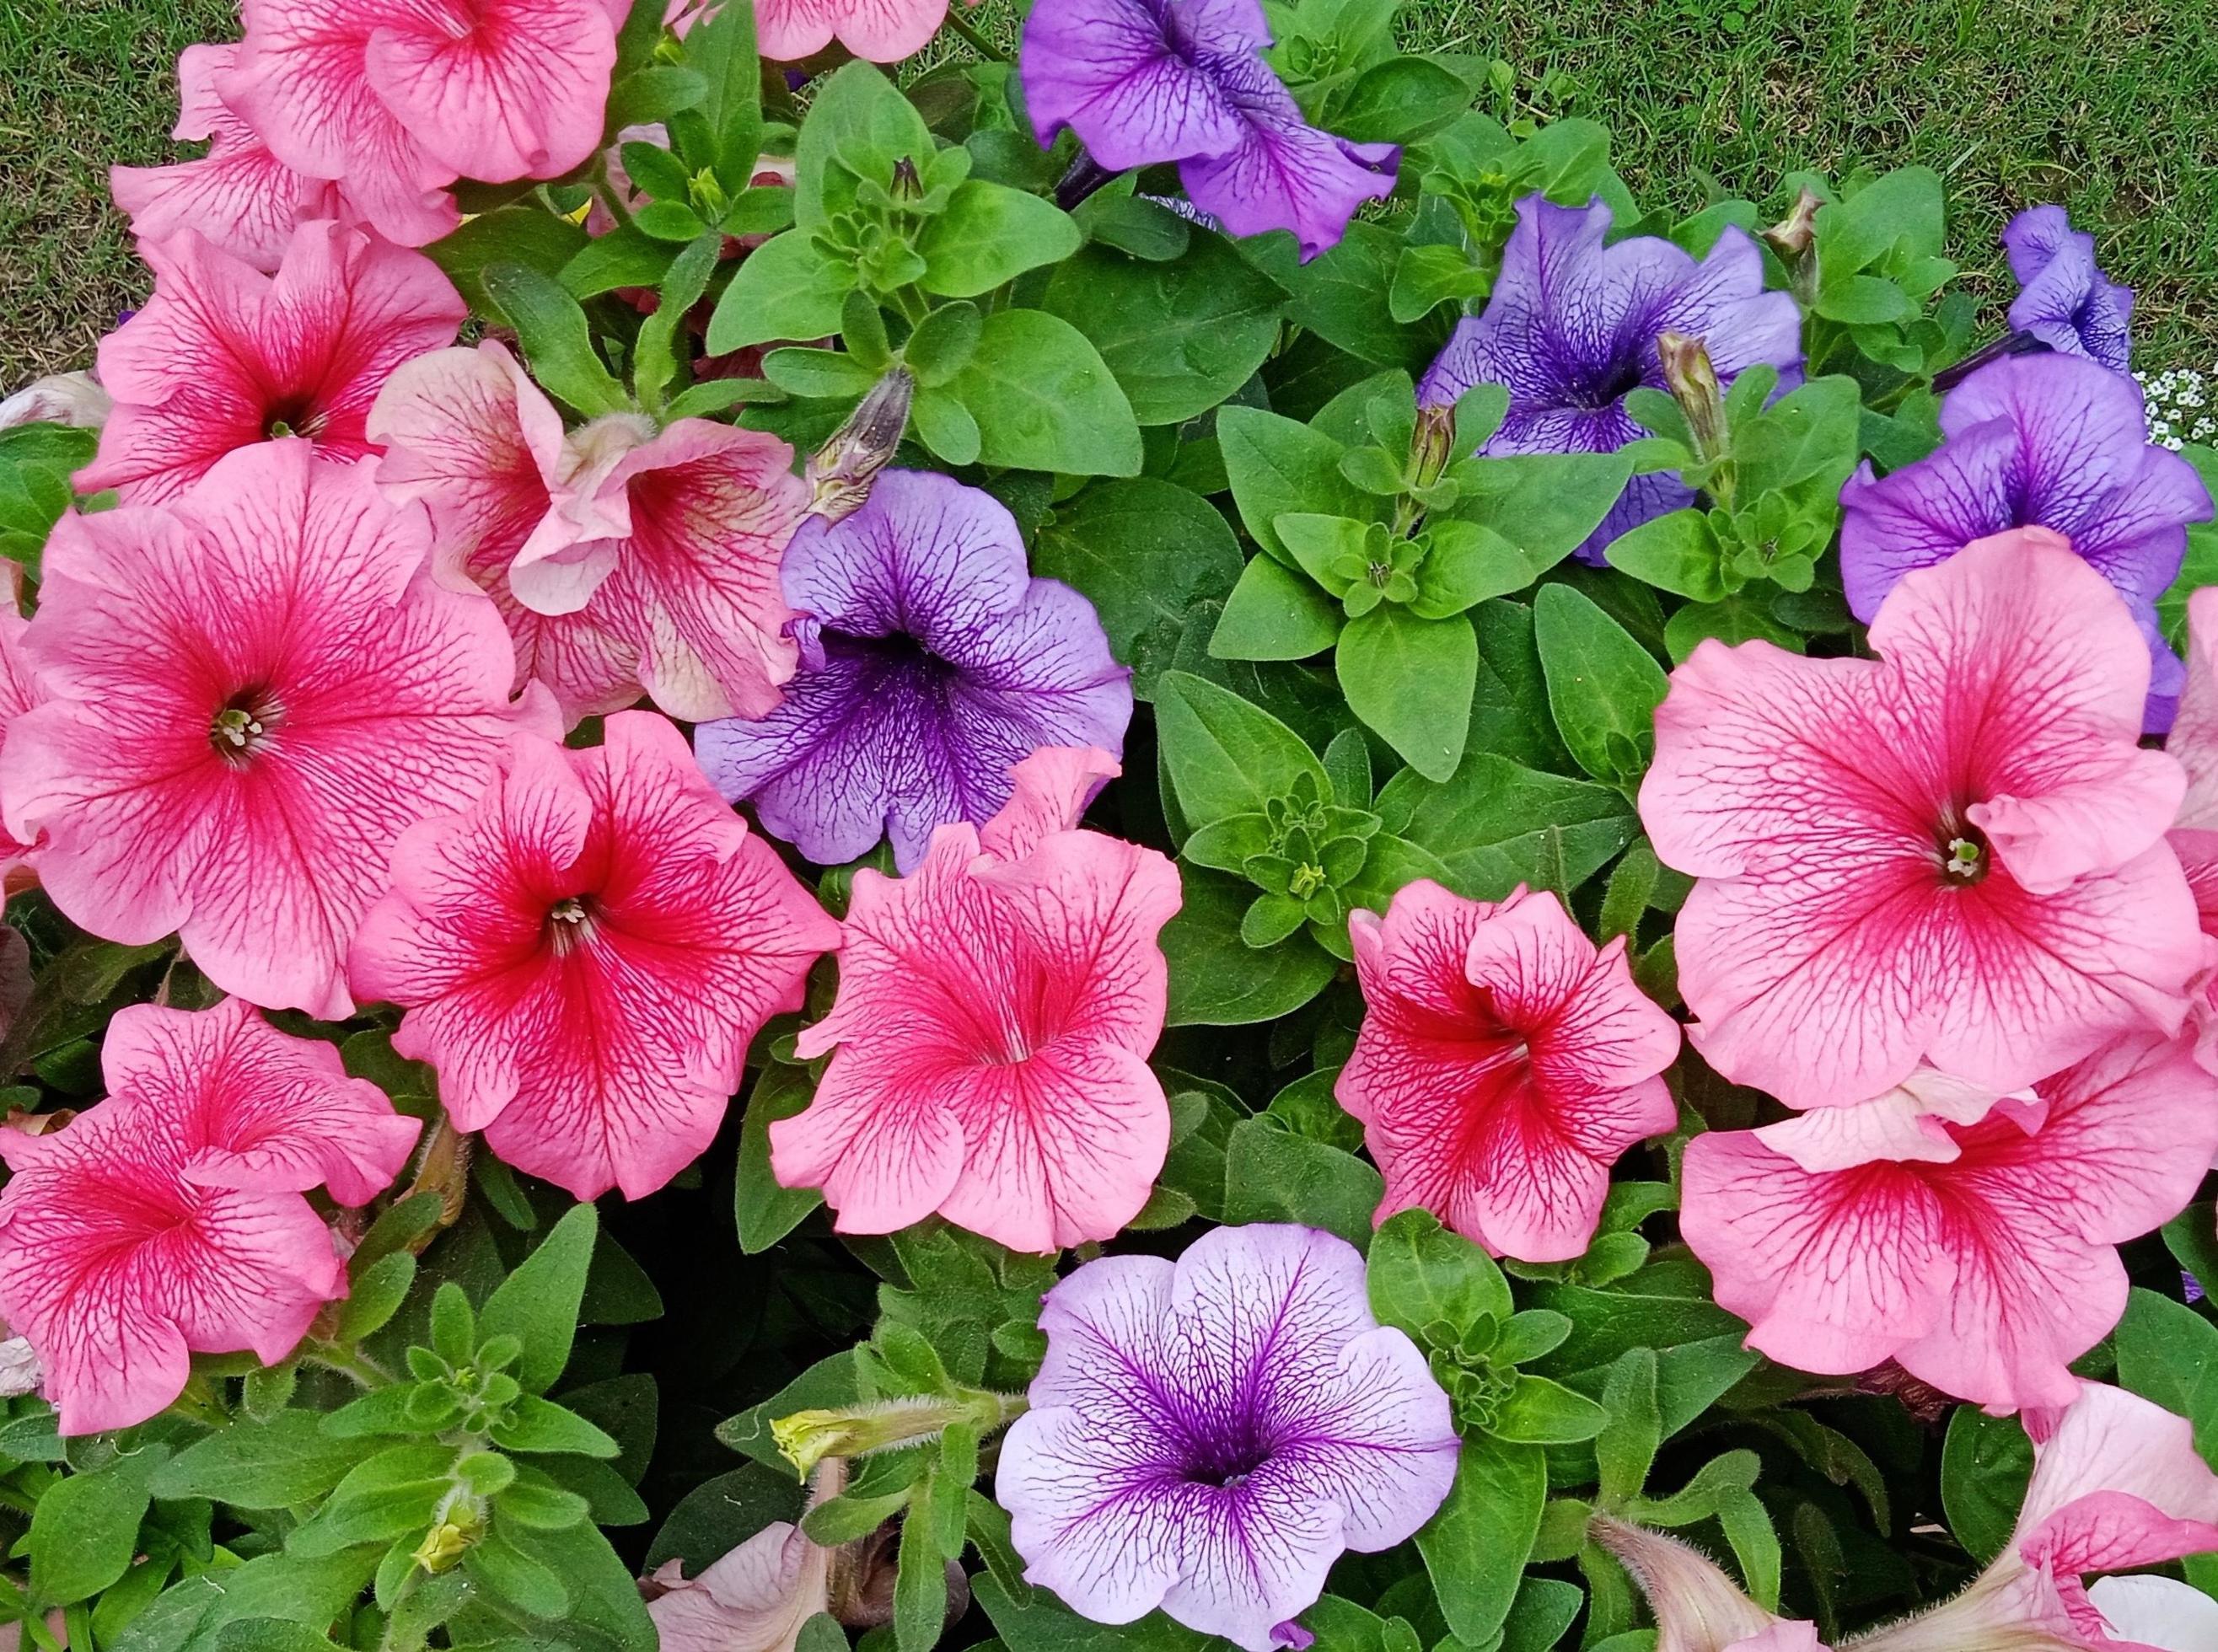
[771,1389,1026,1480]
[1657,331,1728,467]
[1410,404,1456,491]
[807,368,914,523]
[413,1503,483,1574]
[1592,1517,1781,1652]
[1761,187,1823,305]
[890,157,925,204]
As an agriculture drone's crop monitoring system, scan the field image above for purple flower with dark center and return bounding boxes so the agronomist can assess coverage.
[1416,195,1805,562]
[1840,351,2212,732]
[693,469,1130,873]
[2004,205,2134,372]
[995,1224,1458,1652]
[1019,0,1396,260]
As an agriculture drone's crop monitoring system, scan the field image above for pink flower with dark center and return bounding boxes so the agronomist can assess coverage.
[351,713,838,1201]
[225,0,625,246]
[1338,880,1679,1262]
[110,43,341,272]
[1680,1031,2218,1410]
[0,996,420,1434]
[2,440,548,1018]
[771,747,1182,1252]
[1641,527,2201,1111]
[0,588,40,887]
[79,221,463,506]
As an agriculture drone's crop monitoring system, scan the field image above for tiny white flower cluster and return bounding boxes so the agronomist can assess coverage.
[2140,365,2217,450]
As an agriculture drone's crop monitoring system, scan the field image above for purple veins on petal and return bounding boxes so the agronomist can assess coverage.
[2003,204,2135,372]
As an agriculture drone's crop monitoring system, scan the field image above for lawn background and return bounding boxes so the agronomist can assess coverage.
[2,0,2214,385]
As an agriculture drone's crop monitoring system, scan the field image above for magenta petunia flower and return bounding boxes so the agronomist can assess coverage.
[350,712,839,1202]
[1639,528,2201,1111]
[770,747,1179,1252]
[110,44,341,273]
[695,470,1130,875]
[1019,0,1396,259]
[2003,205,2134,373]
[1840,354,2210,732]
[1416,196,1803,560]
[225,0,626,246]
[79,221,463,506]
[0,593,40,887]
[0,996,420,1434]
[2,440,548,1019]
[1681,1030,2218,1410]
[996,1224,1458,1651]
[1338,881,1679,1263]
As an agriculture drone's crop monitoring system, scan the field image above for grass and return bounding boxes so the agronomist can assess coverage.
[1,0,2213,384]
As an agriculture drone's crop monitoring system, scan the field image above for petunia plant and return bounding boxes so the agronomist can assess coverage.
[6,1,2218,1651]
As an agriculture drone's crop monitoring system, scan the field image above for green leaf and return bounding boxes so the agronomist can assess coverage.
[912,387,981,465]
[976,1570,1215,1651]
[1442,452,1635,579]
[1031,480,1244,696]
[1210,556,1345,662]
[1499,1574,1584,1652]
[918,181,1082,298]
[1221,1118,1383,1248]
[686,0,760,187]
[31,1447,164,1606]
[1152,669,1331,828]
[1595,1349,1662,1504]
[894,1490,948,1652]
[1418,1435,1545,1646]
[2115,1286,2218,1469]
[1492,1375,1611,1445]
[1533,583,1669,789]
[946,308,1142,477]
[706,230,853,352]
[763,346,880,400]
[1162,871,1339,1026]
[738,1065,824,1253]
[154,1412,378,1509]
[1939,1407,2034,1566]
[490,1395,623,1458]
[1329,56,1476,144]
[1216,407,1378,566]
[1374,753,1635,900]
[1408,520,1538,618]
[793,62,932,231]
[498,1517,658,1651]
[480,1202,599,1395]
[1243,222,1430,372]
[905,301,983,387]
[1662,593,1805,662]
[424,207,589,312]
[287,1444,455,1558]
[1336,606,1476,781]
[1606,509,1727,601]
[469,1528,571,1620]
[1367,1209,1512,1340]
[1045,238,1286,426]
[481,264,631,419]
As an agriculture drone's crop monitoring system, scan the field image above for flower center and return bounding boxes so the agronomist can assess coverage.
[1183,1436,1273,1491]
[1568,357,1646,411]
[263,393,325,441]
[1939,823,1990,884]
[208,689,278,763]
[545,895,597,953]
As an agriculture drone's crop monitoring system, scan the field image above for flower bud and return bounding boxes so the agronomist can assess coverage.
[807,367,915,523]
[890,157,925,205]
[1657,331,1729,467]
[770,1390,1025,1479]
[1593,1518,1806,1652]
[1410,403,1457,491]
[1761,188,1823,306]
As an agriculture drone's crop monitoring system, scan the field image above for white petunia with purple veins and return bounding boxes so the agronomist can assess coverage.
[994,1224,1459,1651]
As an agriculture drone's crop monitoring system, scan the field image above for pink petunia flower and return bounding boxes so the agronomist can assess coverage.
[646,1521,834,1652]
[0,588,41,888]
[1641,528,2201,1112]
[110,44,341,273]
[224,0,625,247]
[2162,586,2218,1072]
[771,747,1182,1252]
[1680,1032,2218,1410]
[2,440,550,1019]
[350,712,839,1201]
[1337,880,1680,1263]
[0,996,420,1435]
[79,221,463,506]
[370,345,809,724]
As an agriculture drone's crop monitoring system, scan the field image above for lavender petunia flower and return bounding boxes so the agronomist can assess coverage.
[1840,351,2212,732]
[2004,204,2134,372]
[995,1225,1458,1652]
[1019,0,1396,260]
[694,469,1131,873]
[1416,196,1805,561]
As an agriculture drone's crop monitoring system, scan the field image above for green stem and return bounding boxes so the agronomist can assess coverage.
[940,7,1011,61]
[304,1342,394,1391]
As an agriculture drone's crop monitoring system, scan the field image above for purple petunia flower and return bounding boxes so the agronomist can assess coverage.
[1416,196,1805,562]
[694,470,1131,874]
[2004,205,2134,372]
[995,1224,1458,1652]
[1019,0,1396,260]
[1840,351,2212,732]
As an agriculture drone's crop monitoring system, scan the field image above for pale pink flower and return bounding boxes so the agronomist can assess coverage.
[2,441,549,1018]
[1680,1032,2218,1410]
[1592,1519,1823,1652]
[771,747,1182,1252]
[0,996,420,1434]
[2087,1575,2218,1651]
[0,372,110,433]
[2170,586,2218,833]
[1338,880,1679,1262]
[647,1522,833,1652]
[755,0,959,63]
[79,222,462,506]
[1641,528,2200,1112]
[110,44,341,272]
[351,713,838,1201]
[225,0,625,246]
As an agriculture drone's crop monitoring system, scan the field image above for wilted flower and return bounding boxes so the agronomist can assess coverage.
[806,368,914,523]
[1020,0,1397,259]
[80,222,463,505]
[770,748,1179,1252]
[1339,881,1680,1263]
[0,996,420,1433]
[2003,204,2134,372]
[1640,528,2199,1111]
[996,1225,1459,1650]
[695,470,1130,873]
[1417,196,1803,560]
[1839,352,2211,732]
[351,713,839,1201]
[0,372,110,433]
